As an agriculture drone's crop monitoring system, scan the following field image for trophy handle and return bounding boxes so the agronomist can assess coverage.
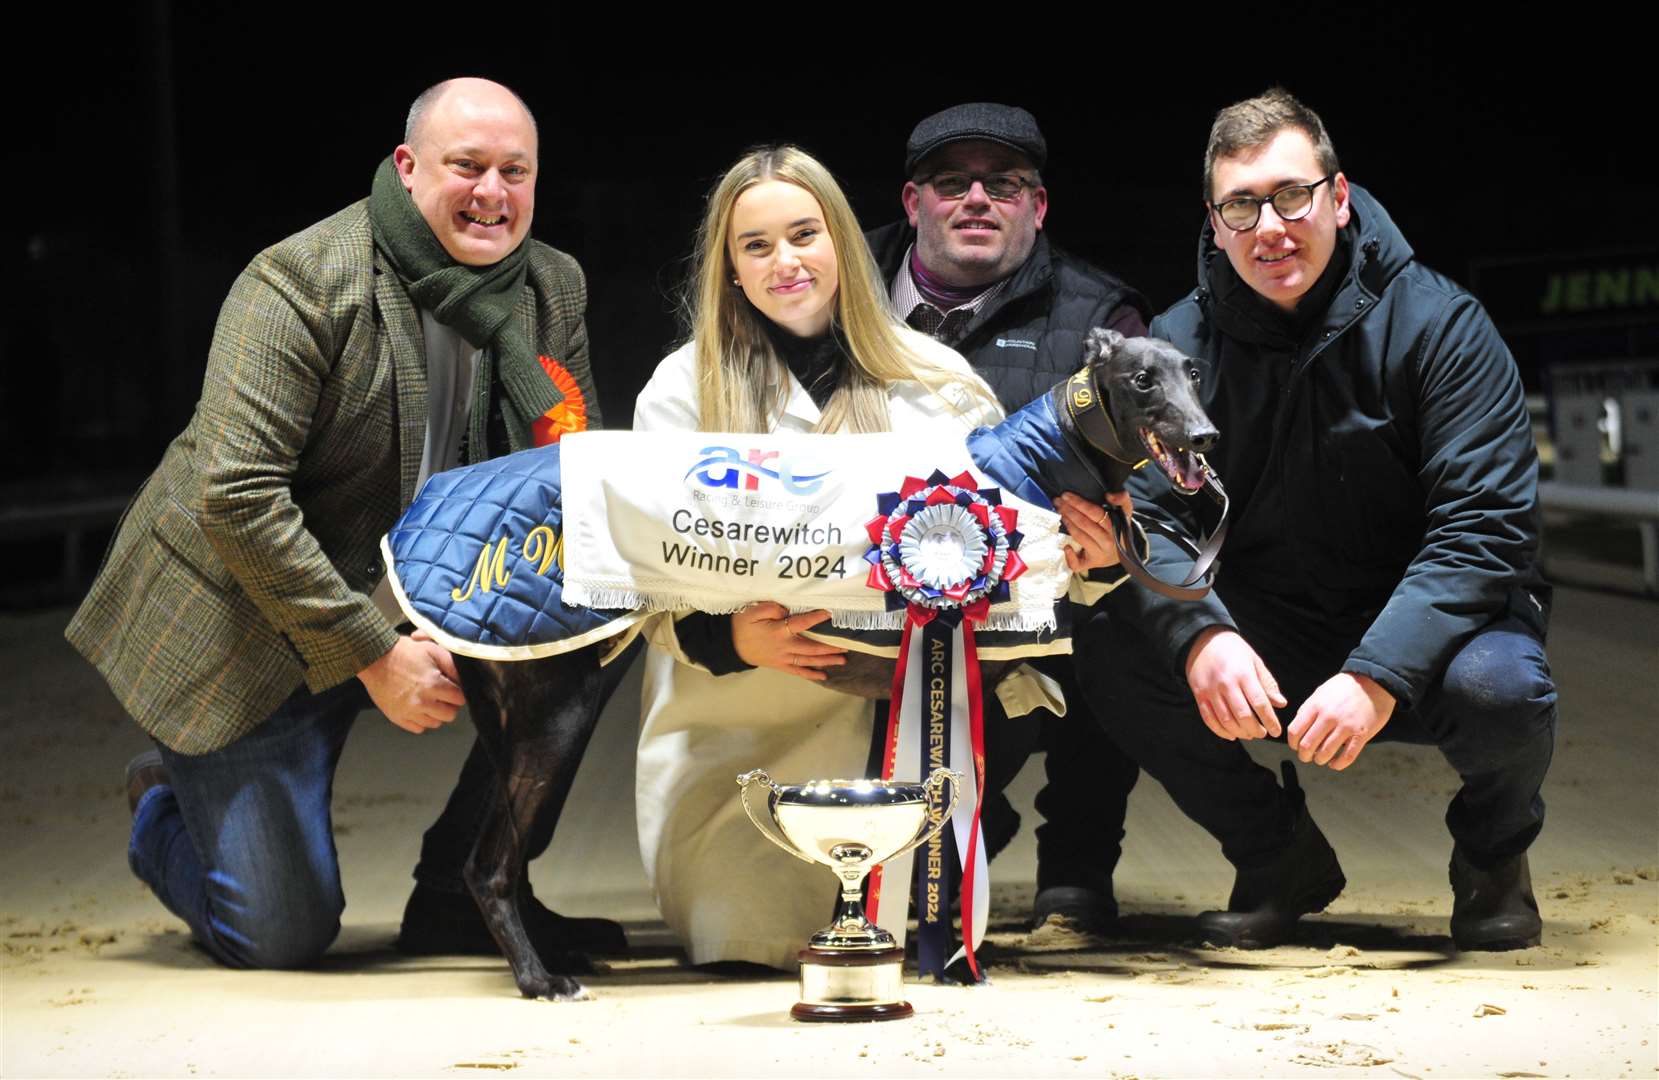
[884,766,962,863]
[736,769,819,866]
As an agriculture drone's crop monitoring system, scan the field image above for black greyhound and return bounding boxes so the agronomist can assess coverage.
[449,328,1222,999]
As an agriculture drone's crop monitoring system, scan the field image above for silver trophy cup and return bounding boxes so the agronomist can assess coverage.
[737,767,960,1021]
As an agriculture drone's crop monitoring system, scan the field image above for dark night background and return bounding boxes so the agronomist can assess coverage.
[5,10,1652,607]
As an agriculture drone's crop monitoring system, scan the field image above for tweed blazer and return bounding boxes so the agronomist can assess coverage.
[66,200,598,754]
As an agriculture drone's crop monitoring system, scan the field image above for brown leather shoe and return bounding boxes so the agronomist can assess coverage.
[125,750,169,815]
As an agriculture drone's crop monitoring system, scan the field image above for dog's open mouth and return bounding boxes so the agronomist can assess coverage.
[1139,429,1207,493]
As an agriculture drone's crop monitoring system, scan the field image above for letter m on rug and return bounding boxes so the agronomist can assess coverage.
[451,536,513,602]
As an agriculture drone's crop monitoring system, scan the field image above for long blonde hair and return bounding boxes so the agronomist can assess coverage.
[682,145,989,433]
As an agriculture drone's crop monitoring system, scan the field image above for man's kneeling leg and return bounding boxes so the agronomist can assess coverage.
[127,681,364,969]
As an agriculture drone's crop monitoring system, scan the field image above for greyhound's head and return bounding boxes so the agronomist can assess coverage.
[1080,328,1219,494]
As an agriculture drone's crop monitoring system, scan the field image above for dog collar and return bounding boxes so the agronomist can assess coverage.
[1059,364,1148,469]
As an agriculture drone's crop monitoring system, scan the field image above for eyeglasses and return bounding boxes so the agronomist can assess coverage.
[1210,176,1333,231]
[923,172,1037,202]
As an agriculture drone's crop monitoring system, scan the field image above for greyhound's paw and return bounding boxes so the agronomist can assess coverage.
[523,974,590,1002]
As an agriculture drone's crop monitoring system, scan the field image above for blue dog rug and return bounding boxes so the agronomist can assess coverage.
[380,443,646,660]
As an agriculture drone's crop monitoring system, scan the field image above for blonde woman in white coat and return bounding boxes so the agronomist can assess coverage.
[631,146,1005,970]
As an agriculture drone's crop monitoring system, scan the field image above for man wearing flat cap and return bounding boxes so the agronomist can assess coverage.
[866,102,1150,935]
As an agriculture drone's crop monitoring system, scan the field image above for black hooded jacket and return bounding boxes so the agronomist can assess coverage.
[1107,185,1549,708]
[867,223,1149,411]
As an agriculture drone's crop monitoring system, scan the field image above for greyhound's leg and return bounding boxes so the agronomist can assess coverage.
[458,650,607,1001]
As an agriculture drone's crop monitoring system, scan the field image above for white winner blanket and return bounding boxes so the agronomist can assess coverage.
[559,430,1070,632]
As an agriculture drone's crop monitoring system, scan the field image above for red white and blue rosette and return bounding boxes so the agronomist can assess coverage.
[864,470,1027,617]
[863,470,1027,983]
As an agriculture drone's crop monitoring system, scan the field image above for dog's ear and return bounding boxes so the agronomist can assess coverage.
[1083,327,1126,366]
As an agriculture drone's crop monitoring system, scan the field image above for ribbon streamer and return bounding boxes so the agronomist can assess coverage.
[862,470,1025,982]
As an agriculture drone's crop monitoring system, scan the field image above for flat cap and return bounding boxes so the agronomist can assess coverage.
[904,103,1047,176]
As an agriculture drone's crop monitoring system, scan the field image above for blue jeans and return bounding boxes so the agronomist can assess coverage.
[128,679,369,968]
[128,678,512,968]
[128,638,643,969]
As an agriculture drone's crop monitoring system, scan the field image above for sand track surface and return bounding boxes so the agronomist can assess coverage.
[3,587,1655,1078]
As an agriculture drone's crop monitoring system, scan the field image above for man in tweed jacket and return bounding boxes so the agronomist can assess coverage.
[67,78,613,968]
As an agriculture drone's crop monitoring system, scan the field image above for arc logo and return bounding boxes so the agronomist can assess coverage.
[686,446,831,495]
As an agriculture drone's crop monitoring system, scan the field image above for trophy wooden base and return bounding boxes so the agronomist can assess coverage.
[792,946,912,1022]
[791,1001,915,1022]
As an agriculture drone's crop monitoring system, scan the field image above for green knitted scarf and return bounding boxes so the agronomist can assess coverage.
[368,155,562,458]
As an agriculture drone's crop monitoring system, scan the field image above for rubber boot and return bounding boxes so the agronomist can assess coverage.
[1449,846,1542,950]
[1196,762,1345,948]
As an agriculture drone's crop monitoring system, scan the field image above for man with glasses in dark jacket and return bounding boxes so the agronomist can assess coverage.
[865,103,1151,936]
[1082,87,1556,951]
